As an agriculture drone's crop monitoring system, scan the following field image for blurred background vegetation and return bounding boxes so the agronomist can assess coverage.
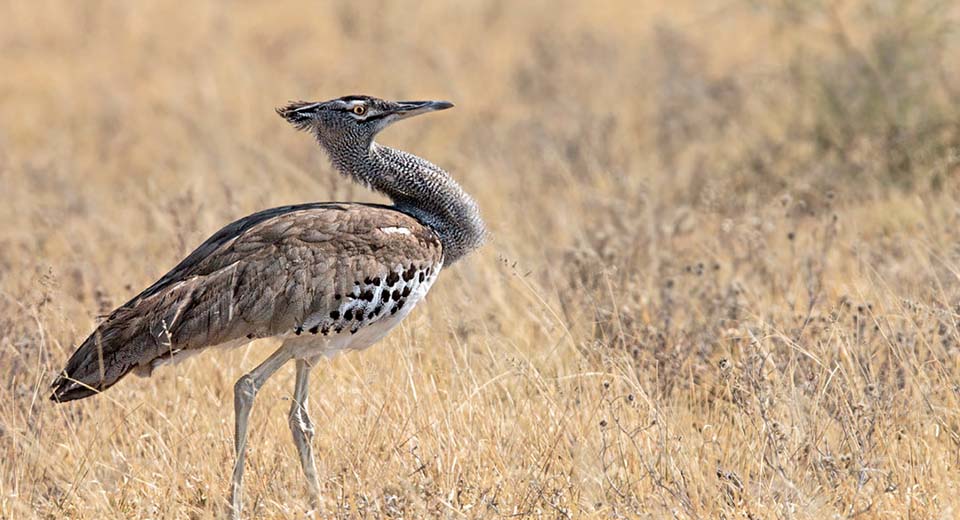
[1,0,959,518]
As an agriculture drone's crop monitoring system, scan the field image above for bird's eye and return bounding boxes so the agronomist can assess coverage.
[352,105,366,115]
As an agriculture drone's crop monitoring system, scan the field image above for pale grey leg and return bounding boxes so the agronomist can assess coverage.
[230,346,295,520]
[289,356,322,509]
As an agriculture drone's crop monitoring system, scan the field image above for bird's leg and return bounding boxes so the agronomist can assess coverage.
[230,346,295,520]
[289,356,322,510]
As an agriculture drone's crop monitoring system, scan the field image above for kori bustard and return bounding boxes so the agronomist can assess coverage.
[50,95,485,517]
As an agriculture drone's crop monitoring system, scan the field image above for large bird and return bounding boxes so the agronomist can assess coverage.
[50,95,485,517]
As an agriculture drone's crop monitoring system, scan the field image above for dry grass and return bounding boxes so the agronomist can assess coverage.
[2,1,960,518]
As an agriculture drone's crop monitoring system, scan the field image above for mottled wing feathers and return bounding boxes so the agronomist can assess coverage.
[51,203,442,401]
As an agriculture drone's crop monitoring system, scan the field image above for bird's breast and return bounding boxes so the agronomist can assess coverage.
[286,259,443,358]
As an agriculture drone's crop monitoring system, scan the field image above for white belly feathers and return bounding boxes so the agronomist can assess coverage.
[288,259,443,358]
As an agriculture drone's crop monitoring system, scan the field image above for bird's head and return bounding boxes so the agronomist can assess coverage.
[277,95,454,146]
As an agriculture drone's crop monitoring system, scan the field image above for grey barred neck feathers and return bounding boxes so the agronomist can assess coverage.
[315,129,485,265]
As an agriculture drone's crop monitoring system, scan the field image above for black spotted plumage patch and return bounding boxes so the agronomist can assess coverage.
[294,261,441,339]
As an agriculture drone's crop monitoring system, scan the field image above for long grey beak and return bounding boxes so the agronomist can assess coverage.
[392,100,454,119]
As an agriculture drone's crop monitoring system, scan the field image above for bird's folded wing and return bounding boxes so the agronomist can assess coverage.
[51,202,442,400]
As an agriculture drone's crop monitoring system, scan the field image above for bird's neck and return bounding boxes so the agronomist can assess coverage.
[323,139,485,265]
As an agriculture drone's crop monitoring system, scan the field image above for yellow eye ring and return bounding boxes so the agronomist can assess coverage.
[352,105,366,115]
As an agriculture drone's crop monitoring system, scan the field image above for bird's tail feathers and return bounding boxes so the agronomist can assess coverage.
[49,319,151,402]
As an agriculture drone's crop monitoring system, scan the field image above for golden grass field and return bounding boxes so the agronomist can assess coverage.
[2,1,960,518]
